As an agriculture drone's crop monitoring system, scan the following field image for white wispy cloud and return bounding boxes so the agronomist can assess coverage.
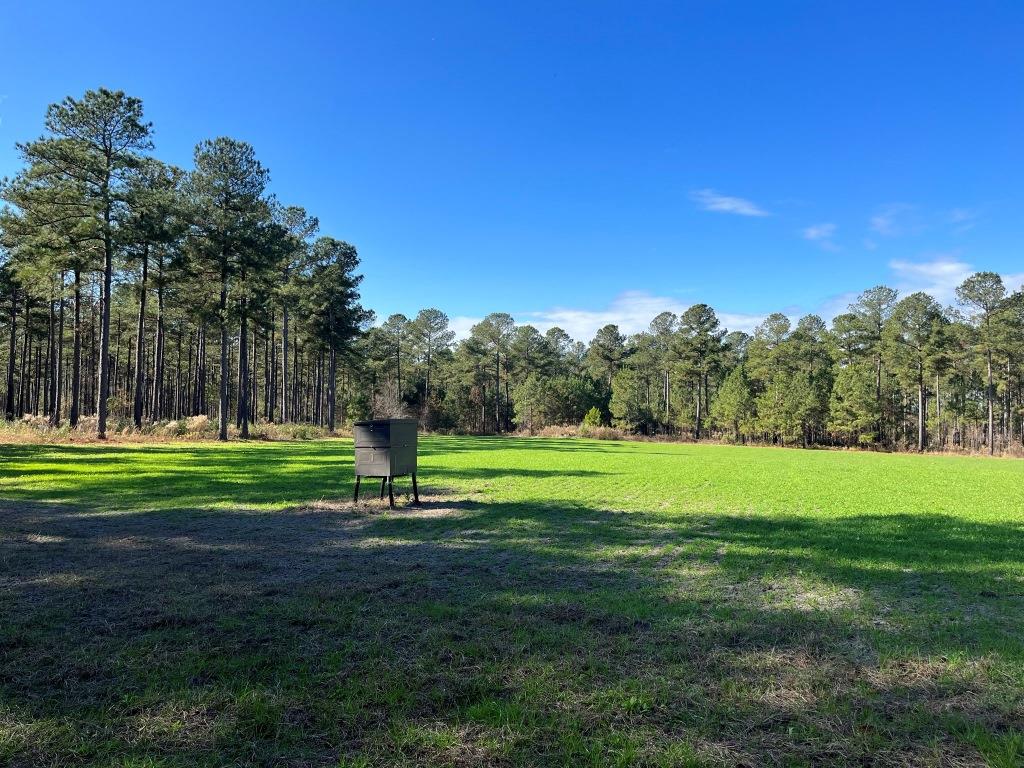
[803,223,836,241]
[888,256,1024,306]
[691,189,769,217]
[1007,275,1024,293]
[521,291,767,342]
[447,292,767,343]
[717,312,772,335]
[815,291,861,322]
[434,262,1024,347]
[949,207,978,234]
[870,203,921,237]
[802,222,839,250]
[448,315,482,339]
[889,255,973,305]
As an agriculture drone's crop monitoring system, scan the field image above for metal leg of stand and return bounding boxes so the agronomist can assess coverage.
[379,478,386,499]
[387,478,395,509]
[353,476,361,503]
[412,474,420,505]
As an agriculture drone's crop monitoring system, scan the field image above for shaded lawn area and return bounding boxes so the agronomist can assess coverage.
[0,437,1022,766]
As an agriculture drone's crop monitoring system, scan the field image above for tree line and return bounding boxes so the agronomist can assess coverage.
[2,89,1022,454]
[1,88,369,440]
[359,275,1023,456]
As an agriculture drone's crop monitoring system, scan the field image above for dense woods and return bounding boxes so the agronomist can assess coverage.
[2,89,1023,453]
[0,89,370,440]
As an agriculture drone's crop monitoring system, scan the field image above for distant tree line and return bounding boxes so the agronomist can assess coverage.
[2,89,1023,454]
[360,276,1023,455]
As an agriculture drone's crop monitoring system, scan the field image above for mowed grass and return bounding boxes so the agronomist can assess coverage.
[0,437,1022,767]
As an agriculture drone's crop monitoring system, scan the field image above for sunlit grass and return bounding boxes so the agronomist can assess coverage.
[0,436,1022,765]
[3,436,1021,519]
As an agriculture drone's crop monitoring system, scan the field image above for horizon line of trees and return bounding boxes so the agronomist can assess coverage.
[358,273,1023,456]
[2,89,1023,455]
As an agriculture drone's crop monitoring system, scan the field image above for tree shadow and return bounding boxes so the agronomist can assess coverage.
[1,490,1022,765]
[0,442,612,516]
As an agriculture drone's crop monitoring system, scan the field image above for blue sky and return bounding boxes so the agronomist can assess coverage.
[2,2,1022,341]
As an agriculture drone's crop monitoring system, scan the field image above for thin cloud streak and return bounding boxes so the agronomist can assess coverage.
[802,222,839,251]
[870,203,922,237]
[949,207,978,234]
[803,223,836,241]
[691,189,769,217]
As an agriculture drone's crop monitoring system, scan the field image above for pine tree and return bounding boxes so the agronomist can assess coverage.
[13,89,153,437]
[884,292,946,451]
[711,365,755,442]
[956,272,1006,455]
[187,138,272,440]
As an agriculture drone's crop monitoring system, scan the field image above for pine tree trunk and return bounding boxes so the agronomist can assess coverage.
[425,343,432,408]
[98,210,114,438]
[185,328,195,417]
[252,332,260,425]
[327,348,337,431]
[664,371,670,432]
[151,255,165,422]
[263,330,271,421]
[694,377,702,440]
[194,324,204,415]
[987,350,994,455]
[111,312,122,418]
[174,331,183,419]
[218,270,229,441]
[32,338,42,415]
[293,340,299,422]
[4,283,16,420]
[133,249,148,427]
[52,274,65,426]
[875,353,883,444]
[196,324,205,415]
[269,314,276,420]
[314,351,323,426]
[238,294,250,439]
[19,296,30,417]
[703,371,710,430]
[45,295,55,416]
[70,270,82,427]
[1005,360,1011,444]
[89,287,98,415]
[281,306,290,422]
[917,376,925,452]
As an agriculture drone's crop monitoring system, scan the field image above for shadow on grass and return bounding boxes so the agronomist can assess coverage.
[0,441,611,513]
[1,488,1022,765]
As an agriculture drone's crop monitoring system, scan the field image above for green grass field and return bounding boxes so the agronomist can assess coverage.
[1,437,1022,766]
